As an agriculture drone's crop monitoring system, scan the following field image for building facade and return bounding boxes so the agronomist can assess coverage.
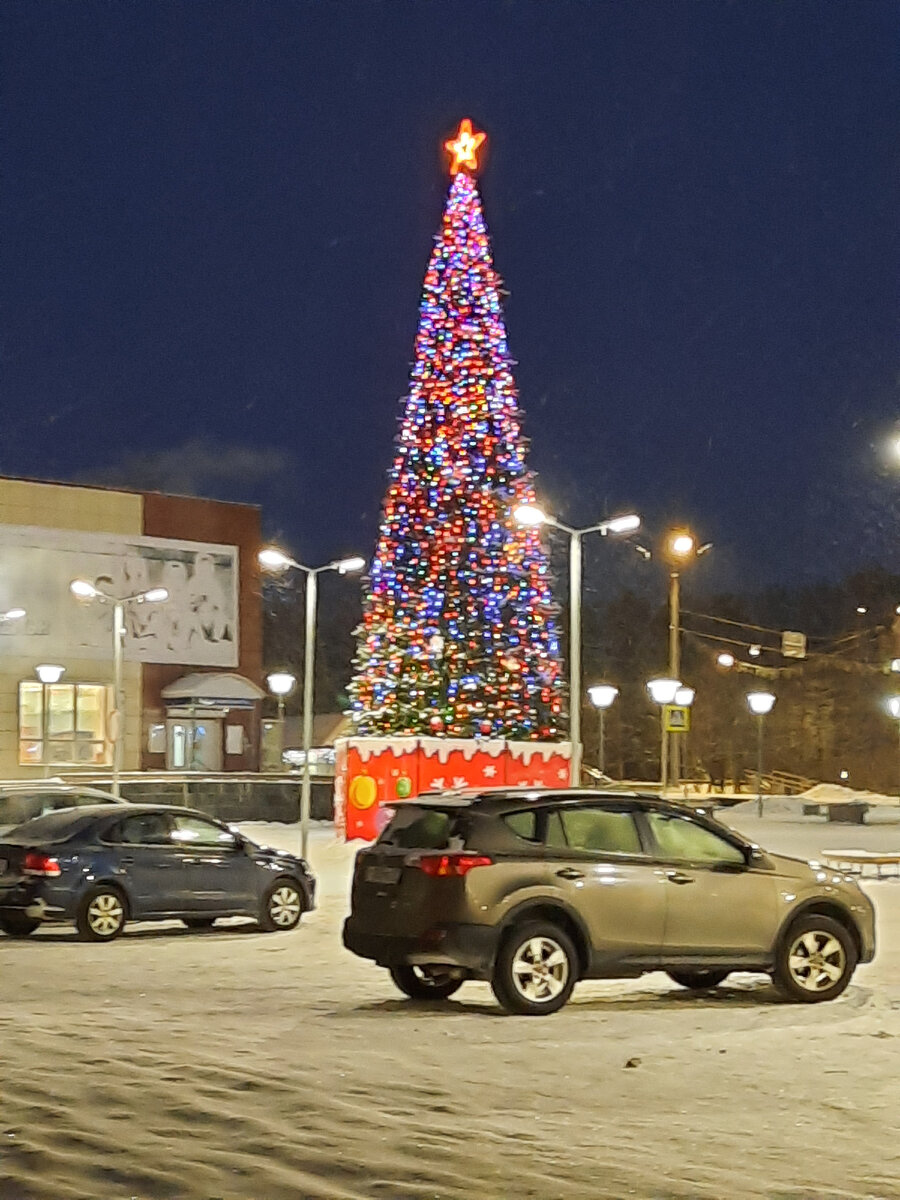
[0,476,263,779]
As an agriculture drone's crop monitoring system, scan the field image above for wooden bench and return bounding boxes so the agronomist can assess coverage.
[820,850,900,879]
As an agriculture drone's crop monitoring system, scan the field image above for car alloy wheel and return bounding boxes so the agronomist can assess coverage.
[788,931,847,993]
[773,913,856,1003]
[77,887,127,941]
[491,920,578,1015]
[260,881,304,931]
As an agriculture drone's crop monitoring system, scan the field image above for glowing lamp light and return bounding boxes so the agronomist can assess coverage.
[717,652,735,668]
[142,588,168,604]
[70,579,100,599]
[444,118,486,175]
[588,684,619,710]
[647,677,681,705]
[674,686,695,707]
[267,672,296,698]
[513,504,547,528]
[35,664,65,685]
[670,533,695,557]
[887,696,900,720]
[0,608,25,622]
[335,556,366,574]
[749,644,761,657]
[602,514,641,535]
[891,659,900,673]
[747,691,776,717]
[856,605,868,615]
[259,547,294,571]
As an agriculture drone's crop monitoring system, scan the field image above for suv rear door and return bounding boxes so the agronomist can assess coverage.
[350,804,483,937]
[541,801,666,969]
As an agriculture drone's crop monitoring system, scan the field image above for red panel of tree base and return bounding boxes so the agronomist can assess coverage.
[334,736,572,841]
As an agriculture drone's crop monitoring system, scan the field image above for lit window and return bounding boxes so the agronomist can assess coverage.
[18,682,110,767]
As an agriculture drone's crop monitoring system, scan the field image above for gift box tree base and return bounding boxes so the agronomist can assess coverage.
[335,736,572,841]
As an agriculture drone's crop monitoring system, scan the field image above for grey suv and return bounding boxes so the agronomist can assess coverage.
[343,789,876,1015]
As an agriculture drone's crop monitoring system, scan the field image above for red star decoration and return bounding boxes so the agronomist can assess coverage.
[444,118,486,175]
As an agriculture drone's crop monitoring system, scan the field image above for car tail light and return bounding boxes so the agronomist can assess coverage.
[415,853,493,878]
[23,852,61,877]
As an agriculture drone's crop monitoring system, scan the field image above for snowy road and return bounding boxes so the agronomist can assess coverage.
[2,812,900,1200]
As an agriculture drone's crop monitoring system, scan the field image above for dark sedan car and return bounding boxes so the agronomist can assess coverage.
[0,804,315,941]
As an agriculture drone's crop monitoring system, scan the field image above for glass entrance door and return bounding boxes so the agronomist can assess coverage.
[166,719,223,771]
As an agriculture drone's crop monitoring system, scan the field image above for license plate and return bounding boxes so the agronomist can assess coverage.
[366,865,401,885]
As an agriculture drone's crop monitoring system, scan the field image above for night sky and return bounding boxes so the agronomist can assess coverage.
[3,1,898,592]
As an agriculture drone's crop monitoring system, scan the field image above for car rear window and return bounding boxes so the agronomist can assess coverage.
[377,806,465,850]
[0,808,103,844]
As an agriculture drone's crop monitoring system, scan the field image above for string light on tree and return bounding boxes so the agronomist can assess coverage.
[349,120,564,740]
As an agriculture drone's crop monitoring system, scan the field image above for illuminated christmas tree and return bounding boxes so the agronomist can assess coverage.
[350,120,564,740]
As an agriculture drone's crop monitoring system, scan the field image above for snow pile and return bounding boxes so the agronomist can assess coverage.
[802,782,898,807]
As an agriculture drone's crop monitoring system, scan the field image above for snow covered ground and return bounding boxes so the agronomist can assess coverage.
[3,809,900,1200]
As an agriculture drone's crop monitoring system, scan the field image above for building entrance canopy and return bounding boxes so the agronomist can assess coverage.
[161,672,265,710]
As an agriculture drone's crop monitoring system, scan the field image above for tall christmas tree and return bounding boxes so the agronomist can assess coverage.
[349,119,564,740]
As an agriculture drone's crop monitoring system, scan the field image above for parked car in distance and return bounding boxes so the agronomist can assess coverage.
[0,781,125,835]
[0,804,315,941]
[343,789,876,1015]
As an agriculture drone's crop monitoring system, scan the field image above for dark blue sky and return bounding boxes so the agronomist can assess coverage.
[3,1,898,590]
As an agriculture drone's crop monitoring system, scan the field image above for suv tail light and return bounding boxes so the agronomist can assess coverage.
[415,853,493,878]
[23,852,61,877]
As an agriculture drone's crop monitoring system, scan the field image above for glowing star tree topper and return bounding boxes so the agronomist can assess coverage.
[349,121,564,740]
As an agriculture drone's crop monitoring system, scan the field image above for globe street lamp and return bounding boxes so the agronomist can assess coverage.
[587,684,618,775]
[0,608,26,623]
[647,677,681,792]
[259,548,365,858]
[35,664,65,777]
[70,580,169,796]
[266,671,296,769]
[747,691,776,818]
[514,505,640,786]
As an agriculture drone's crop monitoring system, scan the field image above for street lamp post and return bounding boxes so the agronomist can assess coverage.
[887,696,900,802]
[647,677,681,792]
[662,531,712,788]
[259,548,365,859]
[70,580,168,796]
[266,672,296,770]
[747,691,776,818]
[514,506,640,787]
[587,684,618,775]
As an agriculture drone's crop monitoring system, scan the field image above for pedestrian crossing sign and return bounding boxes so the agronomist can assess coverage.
[664,705,691,733]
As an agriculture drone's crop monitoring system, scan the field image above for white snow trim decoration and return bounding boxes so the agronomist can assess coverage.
[349,737,420,763]
[417,737,506,763]
[507,741,572,766]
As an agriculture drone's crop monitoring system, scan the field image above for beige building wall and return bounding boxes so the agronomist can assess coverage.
[0,479,143,780]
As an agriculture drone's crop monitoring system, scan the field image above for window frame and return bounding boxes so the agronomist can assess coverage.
[17,680,111,768]
[103,811,175,847]
[640,807,748,868]
[540,801,650,859]
[170,813,241,850]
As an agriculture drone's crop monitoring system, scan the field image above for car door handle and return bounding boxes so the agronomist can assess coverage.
[556,868,585,880]
[666,871,694,885]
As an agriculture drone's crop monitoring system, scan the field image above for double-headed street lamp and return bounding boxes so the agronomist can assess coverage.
[647,676,680,790]
[259,548,365,859]
[747,691,776,818]
[70,580,169,796]
[514,506,641,786]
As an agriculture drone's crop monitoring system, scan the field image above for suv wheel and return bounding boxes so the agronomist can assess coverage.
[389,965,463,1001]
[491,921,577,1015]
[667,969,730,991]
[259,880,304,932]
[0,913,40,937]
[77,886,127,942]
[773,914,857,1003]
